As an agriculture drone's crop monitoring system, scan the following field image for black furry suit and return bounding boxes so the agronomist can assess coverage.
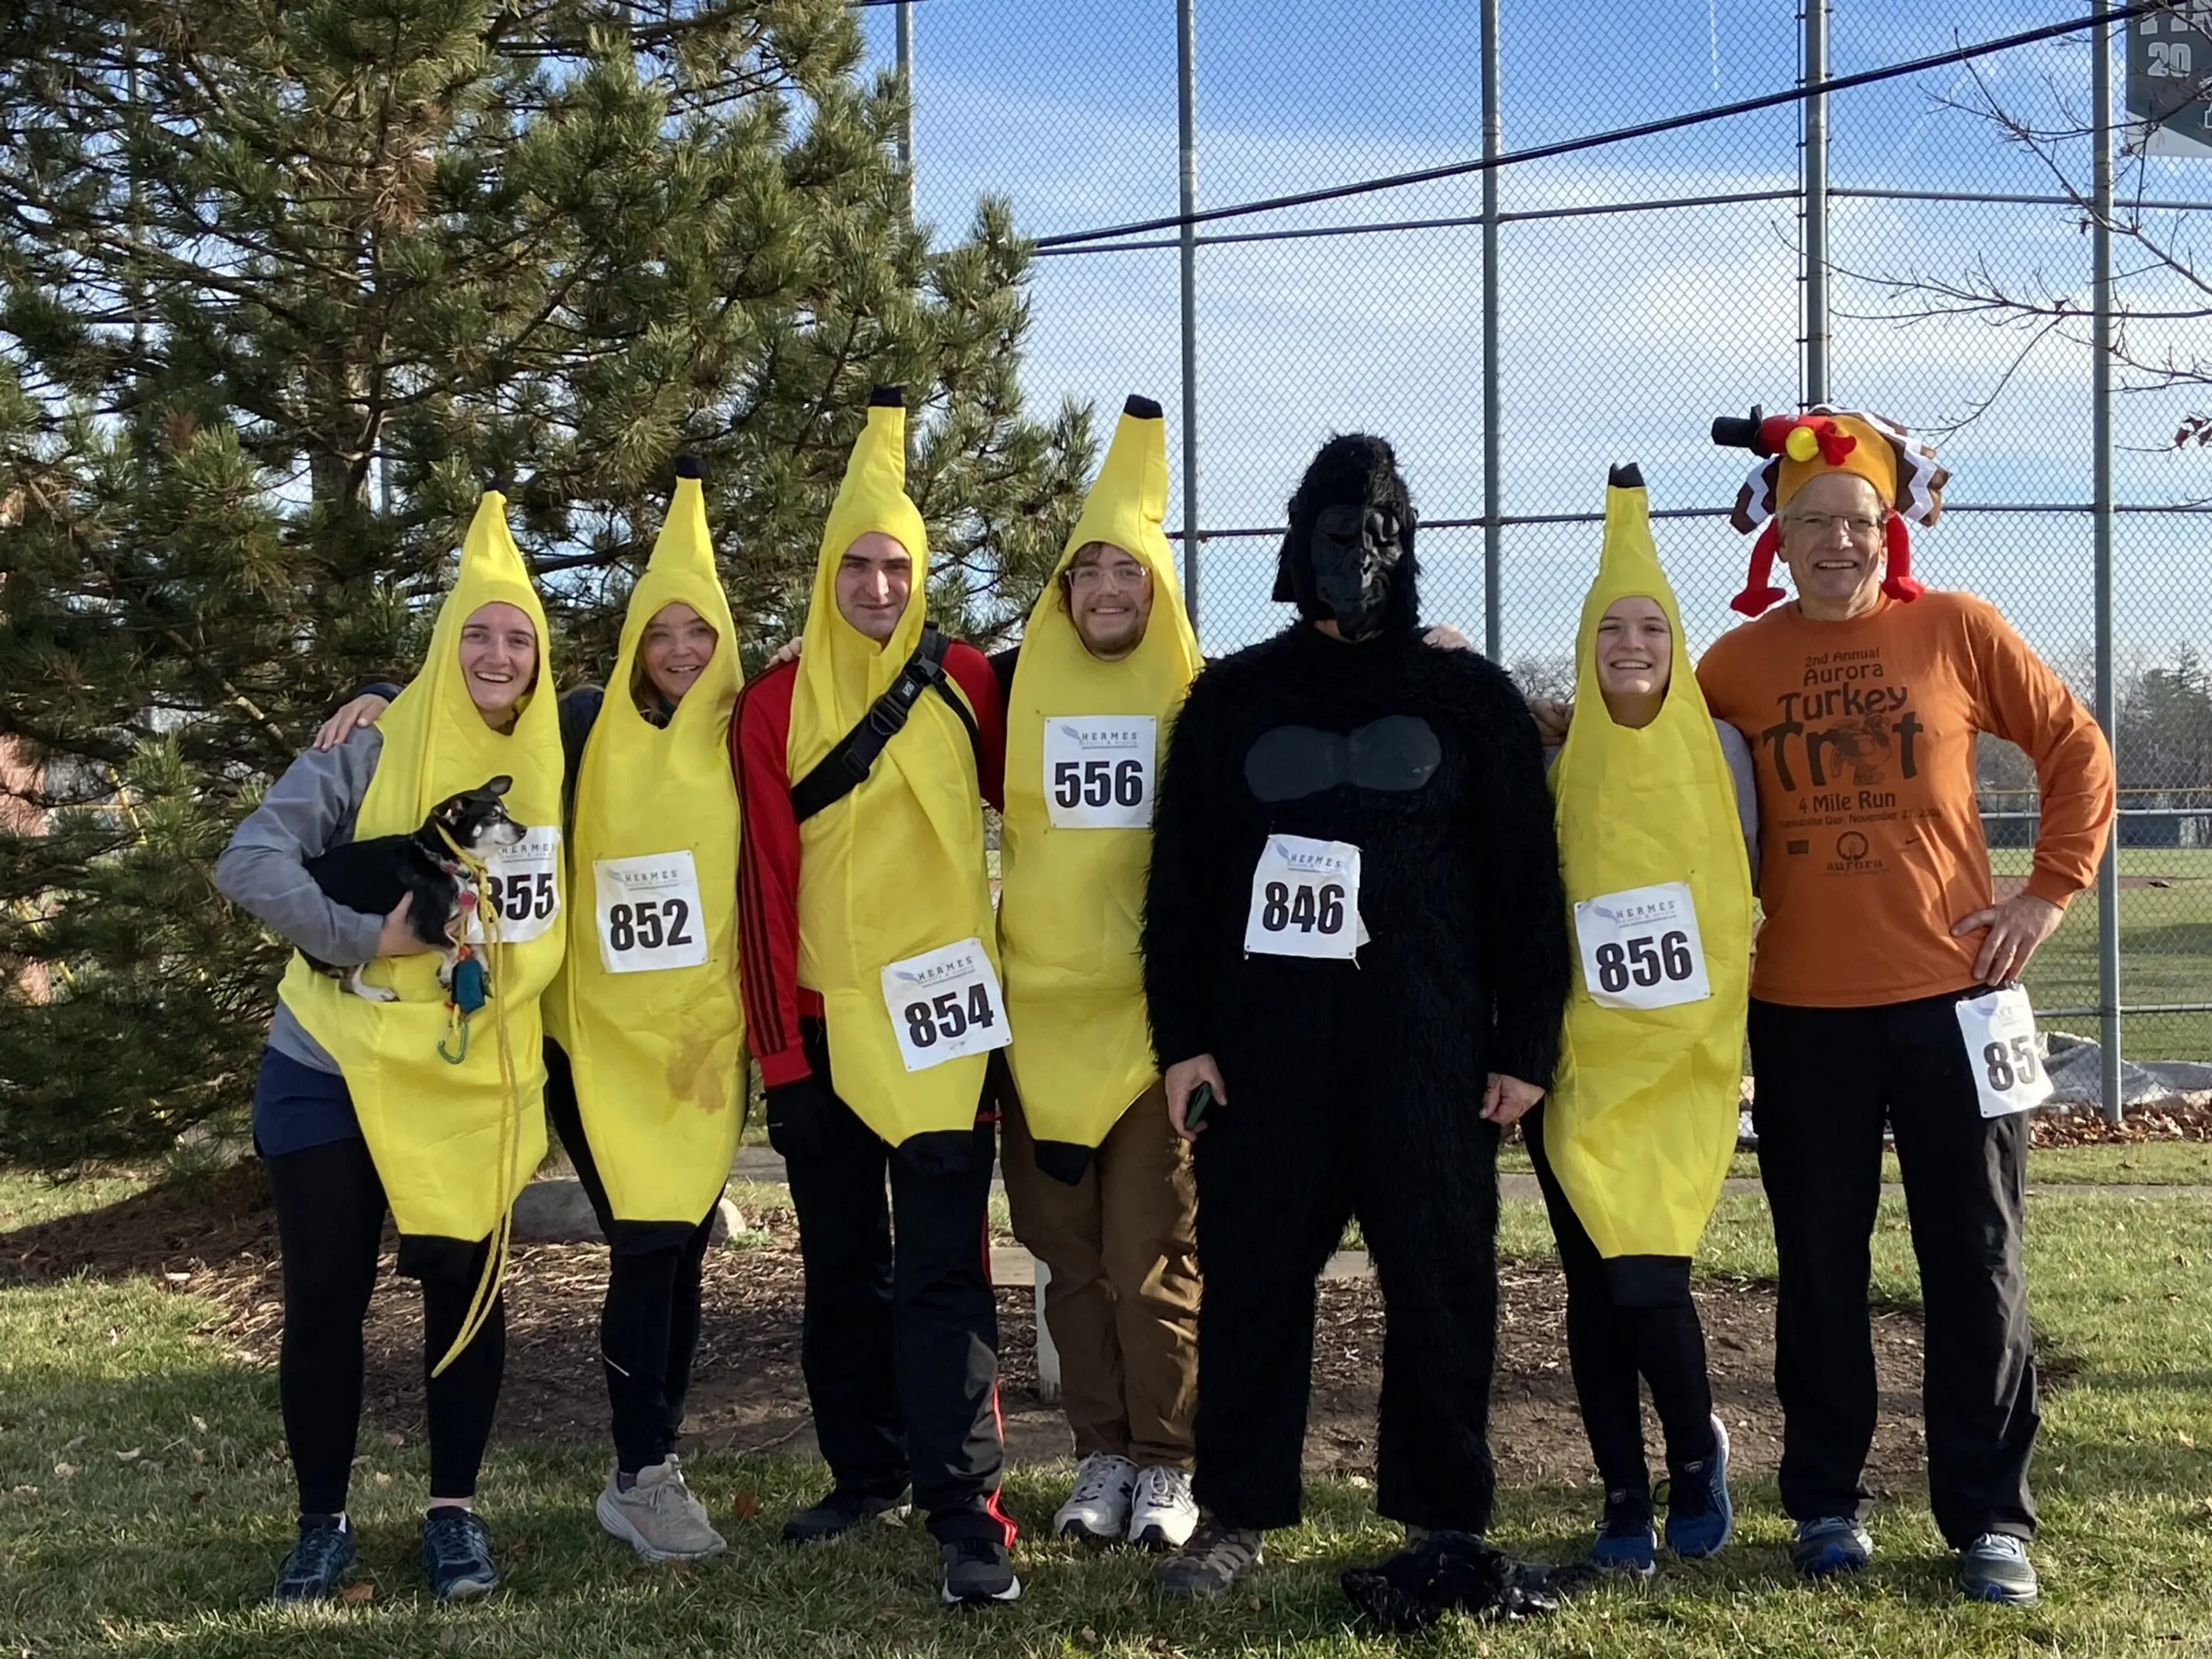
[1142,616,1571,1535]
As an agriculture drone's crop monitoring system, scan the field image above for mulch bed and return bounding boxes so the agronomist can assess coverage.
[0,1161,1941,1496]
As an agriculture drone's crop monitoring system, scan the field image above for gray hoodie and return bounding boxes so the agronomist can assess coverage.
[213,729,387,1073]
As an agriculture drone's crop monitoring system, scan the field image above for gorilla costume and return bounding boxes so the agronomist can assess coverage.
[1141,435,1578,1623]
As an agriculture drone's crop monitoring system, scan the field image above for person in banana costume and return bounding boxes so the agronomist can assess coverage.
[316,463,747,1565]
[730,386,1022,1608]
[1528,465,1757,1577]
[994,396,1206,1551]
[217,494,563,1605]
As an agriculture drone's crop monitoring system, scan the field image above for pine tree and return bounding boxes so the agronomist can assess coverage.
[0,0,1092,1165]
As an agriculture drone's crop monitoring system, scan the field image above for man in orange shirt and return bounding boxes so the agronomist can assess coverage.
[1697,408,2114,1608]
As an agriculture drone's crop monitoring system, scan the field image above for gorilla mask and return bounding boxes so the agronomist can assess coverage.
[1273,433,1419,641]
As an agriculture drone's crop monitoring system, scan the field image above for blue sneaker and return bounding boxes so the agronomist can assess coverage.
[1590,1488,1657,1577]
[273,1513,356,1604]
[1959,1532,2038,1607]
[1664,1416,1734,1559]
[1793,1515,1873,1578]
[421,1507,500,1600]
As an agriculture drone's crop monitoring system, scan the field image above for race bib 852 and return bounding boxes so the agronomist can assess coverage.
[593,850,707,974]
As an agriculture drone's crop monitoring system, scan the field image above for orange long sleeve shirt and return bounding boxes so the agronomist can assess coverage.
[1696,591,2115,1008]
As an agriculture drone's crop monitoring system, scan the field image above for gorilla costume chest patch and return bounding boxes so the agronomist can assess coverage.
[1243,714,1442,803]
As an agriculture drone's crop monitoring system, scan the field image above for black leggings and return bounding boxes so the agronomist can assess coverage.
[1525,1107,1715,1498]
[265,1137,506,1515]
[543,1042,720,1475]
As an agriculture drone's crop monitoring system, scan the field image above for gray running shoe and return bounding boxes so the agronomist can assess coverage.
[1154,1518,1265,1598]
[1959,1532,2038,1607]
[1792,1515,1873,1578]
[596,1456,727,1563]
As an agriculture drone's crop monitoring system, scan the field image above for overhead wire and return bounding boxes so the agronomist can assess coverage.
[1032,2,2168,253]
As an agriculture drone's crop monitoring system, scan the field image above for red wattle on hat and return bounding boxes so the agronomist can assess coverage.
[1879,512,1924,602]
[1730,520,1787,617]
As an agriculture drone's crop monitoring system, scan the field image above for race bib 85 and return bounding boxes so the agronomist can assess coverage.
[1955,985,2055,1120]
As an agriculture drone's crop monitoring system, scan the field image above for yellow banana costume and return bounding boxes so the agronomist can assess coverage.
[280,492,561,1256]
[544,462,745,1227]
[999,396,1202,1150]
[789,389,998,1146]
[1545,472,1752,1264]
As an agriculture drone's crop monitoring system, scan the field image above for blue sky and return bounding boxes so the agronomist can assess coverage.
[856,2,2212,671]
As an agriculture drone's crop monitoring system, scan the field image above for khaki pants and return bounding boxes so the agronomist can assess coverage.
[1002,1081,1200,1469]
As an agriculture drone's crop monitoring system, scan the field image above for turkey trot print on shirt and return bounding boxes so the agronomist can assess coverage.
[1757,643,1943,879]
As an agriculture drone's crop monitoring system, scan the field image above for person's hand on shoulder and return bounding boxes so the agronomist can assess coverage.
[1528,699,1572,747]
[763,637,804,671]
[314,693,391,751]
[1422,624,1473,653]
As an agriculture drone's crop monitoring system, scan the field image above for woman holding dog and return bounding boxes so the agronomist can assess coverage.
[314,460,746,1565]
[216,494,567,1604]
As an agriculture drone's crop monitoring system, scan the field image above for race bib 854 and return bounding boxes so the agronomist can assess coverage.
[882,938,1014,1072]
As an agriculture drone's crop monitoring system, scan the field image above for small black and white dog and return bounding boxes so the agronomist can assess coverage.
[301,777,525,1000]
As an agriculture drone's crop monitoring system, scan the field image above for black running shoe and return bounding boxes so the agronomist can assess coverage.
[939,1537,1022,1606]
[780,1486,911,1544]
[421,1507,499,1600]
[273,1514,356,1604]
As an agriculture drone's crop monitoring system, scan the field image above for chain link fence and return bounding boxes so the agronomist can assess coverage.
[860,0,2212,1084]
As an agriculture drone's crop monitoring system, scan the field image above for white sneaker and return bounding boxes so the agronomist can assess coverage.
[595,1455,727,1562]
[1128,1465,1199,1552]
[1054,1452,1138,1544]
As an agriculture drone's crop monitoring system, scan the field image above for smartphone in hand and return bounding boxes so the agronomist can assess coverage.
[1184,1081,1217,1131]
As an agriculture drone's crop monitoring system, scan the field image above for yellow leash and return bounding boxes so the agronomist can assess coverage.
[429,837,524,1379]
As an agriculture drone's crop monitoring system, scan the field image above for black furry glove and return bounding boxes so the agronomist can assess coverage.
[1339,1532,1595,1632]
[764,1075,833,1164]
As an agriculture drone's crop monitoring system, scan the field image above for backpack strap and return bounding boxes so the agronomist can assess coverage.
[790,624,983,824]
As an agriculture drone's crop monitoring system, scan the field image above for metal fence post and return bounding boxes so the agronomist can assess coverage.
[895,1,915,211]
[1481,0,1503,661]
[2092,0,2123,1124]
[1177,0,1202,639]
[1800,0,1830,405]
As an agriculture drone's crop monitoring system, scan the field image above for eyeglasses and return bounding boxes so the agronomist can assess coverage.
[1067,563,1150,591]
[1785,512,1886,541]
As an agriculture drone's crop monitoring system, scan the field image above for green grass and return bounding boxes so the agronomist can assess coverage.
[1988,846,2212,1061]
[1498,1141,2212,1187]
[5,1170,2212,1655]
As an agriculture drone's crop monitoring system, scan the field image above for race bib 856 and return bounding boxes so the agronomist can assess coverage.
[1571,881,1710,1011]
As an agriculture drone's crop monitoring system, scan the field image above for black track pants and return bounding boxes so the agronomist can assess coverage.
[1750,992,2038,1546]
[780,1020,1012,1545]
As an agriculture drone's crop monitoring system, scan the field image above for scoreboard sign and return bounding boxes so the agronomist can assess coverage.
[2128,0,2212,156]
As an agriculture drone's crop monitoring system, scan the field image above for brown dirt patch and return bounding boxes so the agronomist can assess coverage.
[1,1163,1933,1494]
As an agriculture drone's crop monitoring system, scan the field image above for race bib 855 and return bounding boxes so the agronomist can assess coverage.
[466,826,562,945]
